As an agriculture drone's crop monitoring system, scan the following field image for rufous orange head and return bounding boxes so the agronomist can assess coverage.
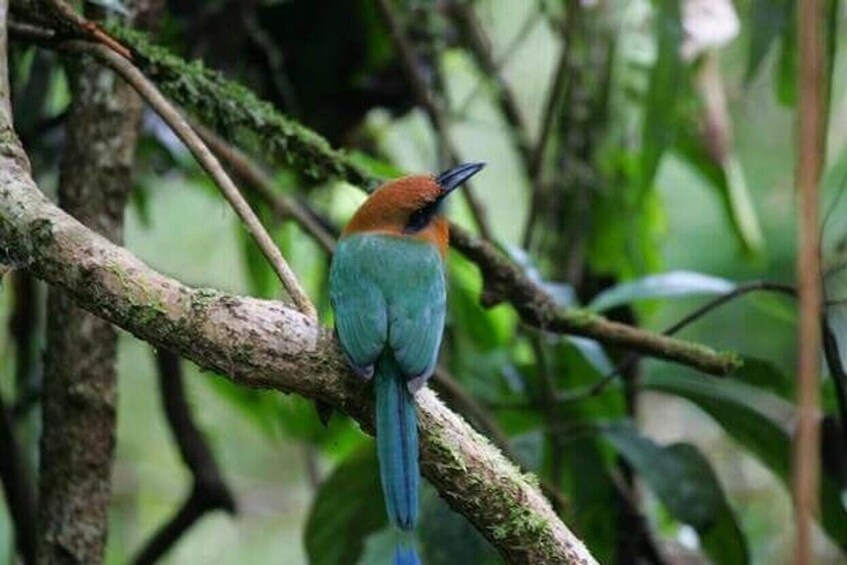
[342,162,485,255]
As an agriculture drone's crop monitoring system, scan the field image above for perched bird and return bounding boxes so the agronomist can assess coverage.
[329,163,485,565]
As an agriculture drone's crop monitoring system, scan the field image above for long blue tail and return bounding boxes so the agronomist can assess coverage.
[375,353,420,565]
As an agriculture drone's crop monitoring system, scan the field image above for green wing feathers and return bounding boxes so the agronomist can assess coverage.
[330,234,446,389]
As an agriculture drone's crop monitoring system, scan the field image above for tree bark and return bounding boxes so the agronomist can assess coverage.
[37,6,143,562]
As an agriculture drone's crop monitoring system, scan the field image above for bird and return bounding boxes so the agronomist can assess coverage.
[329,162,485,565]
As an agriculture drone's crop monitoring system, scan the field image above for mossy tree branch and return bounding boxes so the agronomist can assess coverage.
[0,119,596,565]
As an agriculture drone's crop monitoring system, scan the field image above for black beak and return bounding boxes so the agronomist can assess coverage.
[435,162,486,194]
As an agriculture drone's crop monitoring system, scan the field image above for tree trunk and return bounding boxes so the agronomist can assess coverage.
[37,11,143,562]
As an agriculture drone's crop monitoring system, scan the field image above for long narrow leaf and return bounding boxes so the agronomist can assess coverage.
[588,271,735,312]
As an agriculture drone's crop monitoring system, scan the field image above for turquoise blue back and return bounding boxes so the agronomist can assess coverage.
[330,234,446,385]
[330,233,445,565]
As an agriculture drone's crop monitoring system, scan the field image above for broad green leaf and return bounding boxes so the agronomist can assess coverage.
[730,355,792,400]
[669,444,748,565]
[448,252,516,351]
[603,424,716,529]
[588,271,735,312]
[642,371,847,548]
[641,0,684,190]
[306,444,387,565]
[746,0,794,82]
[602,423,748,564]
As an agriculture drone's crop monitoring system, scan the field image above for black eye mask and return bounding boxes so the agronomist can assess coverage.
[405,199,443,233]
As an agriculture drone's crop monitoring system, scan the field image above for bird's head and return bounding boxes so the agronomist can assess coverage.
[342,162,485,251]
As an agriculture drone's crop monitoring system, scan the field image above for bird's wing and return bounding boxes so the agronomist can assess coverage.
[329,236,388,378]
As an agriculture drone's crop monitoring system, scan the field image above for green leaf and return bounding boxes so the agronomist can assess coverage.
[642,371,847,549]
[305,444,388,565]
[565,337,614,375]
[672,128,763,253]
[588,271,735,312]
[641,0,684,190]
[418,485,502,565]
[721,156,765,253]
[730,355,793,400]
[775,6,798,106]
[561,437,619,563]
[746,0,794,82]
[602,423,748,564]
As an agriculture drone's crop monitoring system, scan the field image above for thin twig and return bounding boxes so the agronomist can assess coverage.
[454,3,542,117]
[447,0,532,166]
[60,40,318,320]
[134,349,236,564]
[522,41,568,248]
[374,0,494,241]
[194,122,337,254]
[794,1,825,561]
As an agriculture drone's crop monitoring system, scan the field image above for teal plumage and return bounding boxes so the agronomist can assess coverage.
[329,164,484,565]
[330,234,445,565]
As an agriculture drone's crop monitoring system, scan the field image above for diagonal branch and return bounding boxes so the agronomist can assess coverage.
[61,39,317,320]
[194,122,336,254]
[374,0,494,241]
[0,123,596,565]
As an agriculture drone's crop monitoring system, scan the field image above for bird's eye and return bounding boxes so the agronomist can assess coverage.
[405,201,440,233]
